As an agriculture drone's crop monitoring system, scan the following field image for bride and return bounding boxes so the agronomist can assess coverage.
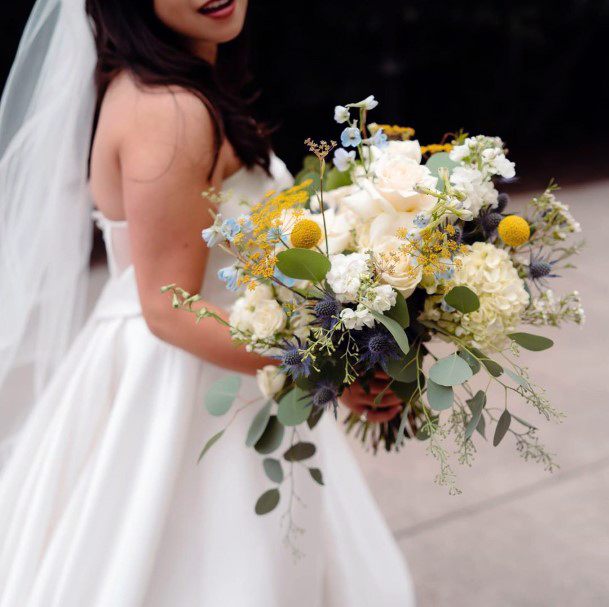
[0,0,415,604]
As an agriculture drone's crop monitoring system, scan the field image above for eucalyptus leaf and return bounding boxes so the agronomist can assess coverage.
[276,248,331,283]
[307,406,324,430]
[476,414,486,439]
[504,368,529,387]
[386,346,419,383]
[325,166,352,191]
[444,286,480,314]
[458,349,481,375]
[426,152,460,179]
[205,375,241,416]
[277,387,312,427]
[263,458,284,483]
[508,332,554,351]
[385,291,410,328]
[511,413,537,430]
[370,311,410,355]
[429,354,473,387]
[493,410,512,446]
[284,442,316,462]
[308,468,324,485]
[391,380,420,404]
[254,416,285,455]
[245,401,272,447]
[254,488,280,515]
[465,391,486,439]
[469,347,503,377]
[197,430,224,462]
[427,379,454,411]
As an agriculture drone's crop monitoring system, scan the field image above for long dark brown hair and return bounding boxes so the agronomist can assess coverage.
[85,0,271,176]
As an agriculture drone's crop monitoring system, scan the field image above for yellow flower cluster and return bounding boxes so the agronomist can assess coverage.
[498,215,530,247]
[237,181,312,287]
[420,143,453,155]
[395,223,468,279]
[370,123,415,140]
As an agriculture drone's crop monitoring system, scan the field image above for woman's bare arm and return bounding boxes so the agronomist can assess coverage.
[118,85,270,375]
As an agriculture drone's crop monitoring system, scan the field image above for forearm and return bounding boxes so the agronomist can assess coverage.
[146,301,274,375]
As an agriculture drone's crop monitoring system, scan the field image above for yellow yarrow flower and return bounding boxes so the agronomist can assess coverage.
[291,219,322,249]
[498,215,530,247]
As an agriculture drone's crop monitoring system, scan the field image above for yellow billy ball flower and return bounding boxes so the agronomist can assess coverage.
[290,219,322,249]
[498,215,530,247]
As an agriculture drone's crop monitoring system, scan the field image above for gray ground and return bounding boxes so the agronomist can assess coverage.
[87,180,608,606]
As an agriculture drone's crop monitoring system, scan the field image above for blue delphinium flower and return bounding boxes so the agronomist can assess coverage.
[220,218,241,242]
[236,214,254,234]
[267,226,284,244]
[413,213,430,229]
[217,265,240,291]
[333,148,356,172]
[314,295,342,329]
[280,341,312,379]
[341,126,362,148]
[435,266,455,283]
[369,128,388,148]
[201,225,224,247]
[312,381,339,418]
[274,266,297,288]
[357,326,401,372]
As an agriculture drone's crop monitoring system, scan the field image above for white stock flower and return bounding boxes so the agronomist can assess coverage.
[450,166,499,216]
[481,148,516,179]
[334,105,350,124]
[256,365,286,399]
[326,253,369,302]
[363,284,397,313]
[340,305,375,330]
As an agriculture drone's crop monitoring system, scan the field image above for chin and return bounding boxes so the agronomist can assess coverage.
[194,0,248,43]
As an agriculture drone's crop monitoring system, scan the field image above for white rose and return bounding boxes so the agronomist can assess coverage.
[373,237,422,298]
[243,283,275,304]
[229,297,254,333]
[256,365,286,399]
[310,207,357,254]
[250,299,288,340]
[310,184,359,212]
[384,139,422,163]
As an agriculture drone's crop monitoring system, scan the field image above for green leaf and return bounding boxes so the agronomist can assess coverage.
[508,332,554,351]
[263,458,284,483]
[370,311,410,355]
[254,416,285,455]
[493,410,512,446]
[511,413,537,430]
[325,166,352,191]
[308,467,324,485]
[307,406,324,430]
[277,387,312,427]
[205,375,241,416]
[391,380,420,403]
[444,286,480,314]
[197,430,224,462]
[476,414,486,439]
[255,488,280,515]
[458,349,481,375]
[386,348,419,383]
[245,401,272,447]
[284,442,316,462]
[465,391,486,439]
[276,248,331,283]
[469,347,503,377]
[429,353,473,387]
[504,369,529,387]
[427,379,454,411]
[385,291,410,328]
[426,152,460,190]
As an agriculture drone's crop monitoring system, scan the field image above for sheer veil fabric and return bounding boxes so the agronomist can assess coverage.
[0,0,96,464]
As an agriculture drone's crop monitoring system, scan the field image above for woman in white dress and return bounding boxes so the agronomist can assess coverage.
[0,0,415,605]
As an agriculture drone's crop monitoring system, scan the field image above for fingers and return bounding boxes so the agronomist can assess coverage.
[365,405,402,423]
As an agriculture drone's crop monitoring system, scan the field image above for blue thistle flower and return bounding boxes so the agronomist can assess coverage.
[280,341,312,380]
[496,192,510,213]
[528,252,559,288]
[357,326,400,372]
[312,381,340,418]
[314,295,342,329]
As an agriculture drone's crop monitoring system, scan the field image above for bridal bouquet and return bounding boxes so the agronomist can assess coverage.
[164,95,584,511]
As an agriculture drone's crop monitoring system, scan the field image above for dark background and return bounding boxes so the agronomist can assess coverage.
[2,0,609,189]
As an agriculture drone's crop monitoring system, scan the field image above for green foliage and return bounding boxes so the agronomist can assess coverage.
[429,353,473,386]
[508,332,554,351]
[284,442,316,462]
[504,368,529,387]
[263,458,284,483]
[276,248,331,283]
[465,391,486,439]
[469,347,503,377]
[458,349,481,375]
[245,401,272,447]
[255,488,280,515]
[426,152,460,190]
[385,291,410,327]
[254,416,285,454]
[197,430,224,462]
[370,311,410,355]
[427,379,454,411]
[386,347,419,383]
[277,387,312,426]
[325,166,352,191]
[493,410,512,446]
[205,375,241,416]
[308,468,324,485]
[444,286,480,314]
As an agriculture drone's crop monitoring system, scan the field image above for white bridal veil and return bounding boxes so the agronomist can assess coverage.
[0,0,96,463]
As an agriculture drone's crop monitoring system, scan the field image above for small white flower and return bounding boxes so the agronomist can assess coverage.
[450,166,499,217]
[353,95,378,110]
[333,148,356,172]
[481,148,516,179]
[256,365,286,399]
[340,305,375,330]
[334,105,350,124]
[364,284,397,313]
[326,253,369,303]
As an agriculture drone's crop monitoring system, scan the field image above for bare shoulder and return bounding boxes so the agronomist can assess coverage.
[106,72,217,180]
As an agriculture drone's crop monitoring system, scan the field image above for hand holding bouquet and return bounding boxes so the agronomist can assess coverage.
[164,94,584,506]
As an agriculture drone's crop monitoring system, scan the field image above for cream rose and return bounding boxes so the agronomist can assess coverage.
[383,139,422,163]
[250,299,288,340]
[256,365,286,399]
[373,237,422,298]
[311,207,357,254]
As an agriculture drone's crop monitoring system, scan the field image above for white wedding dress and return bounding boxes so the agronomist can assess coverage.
[0,155,415,607]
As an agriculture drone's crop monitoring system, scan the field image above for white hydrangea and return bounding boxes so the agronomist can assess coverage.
[326,253,369,302]
[450,166,499,216]
[422,242,529,349]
